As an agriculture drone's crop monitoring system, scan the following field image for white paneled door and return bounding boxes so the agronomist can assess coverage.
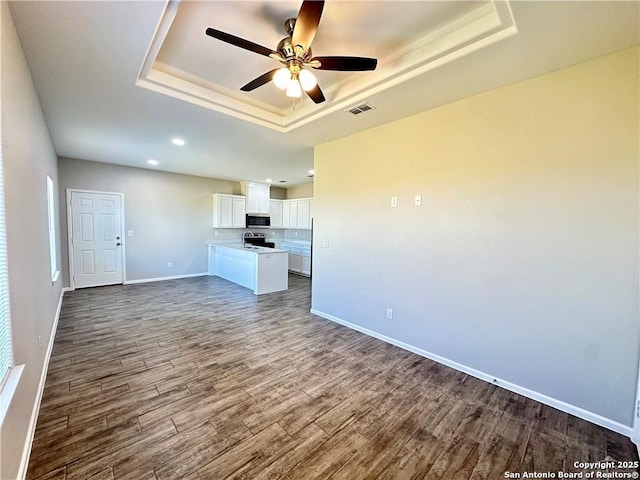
[70,191,123,288]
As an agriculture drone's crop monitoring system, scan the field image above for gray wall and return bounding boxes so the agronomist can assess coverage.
[312,47,639,428]
[1,2,64,477]
[58,157,272,285]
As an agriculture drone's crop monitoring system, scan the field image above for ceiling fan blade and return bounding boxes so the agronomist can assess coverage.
[241,69,279,92]
[306,84,325,104]
[291,1,325,53]
[312,56,378,71]
[205,27,276,58]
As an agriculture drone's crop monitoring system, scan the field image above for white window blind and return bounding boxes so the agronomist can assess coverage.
[0,139,13,390]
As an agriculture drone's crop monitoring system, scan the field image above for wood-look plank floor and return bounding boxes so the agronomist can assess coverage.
[27,275,638,480]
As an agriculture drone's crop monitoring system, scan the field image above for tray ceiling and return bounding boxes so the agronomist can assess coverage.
[8,1,639,185]
[138,0,517,132]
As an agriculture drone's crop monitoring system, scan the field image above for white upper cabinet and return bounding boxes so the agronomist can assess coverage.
[241,182,270,214]
[269,199,283,228]
[231,196,246,228]
[281,197,313,229]
[297,199,311,230]
[288,201,298,229]
[282,201,290,228]
[212,194,246,228]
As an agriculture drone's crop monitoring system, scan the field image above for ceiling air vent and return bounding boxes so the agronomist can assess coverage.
[346,102,376,116]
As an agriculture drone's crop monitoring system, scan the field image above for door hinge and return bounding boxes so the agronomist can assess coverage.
[636,400,640,418]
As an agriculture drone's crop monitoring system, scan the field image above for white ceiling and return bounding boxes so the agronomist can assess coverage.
[8,1,640,186]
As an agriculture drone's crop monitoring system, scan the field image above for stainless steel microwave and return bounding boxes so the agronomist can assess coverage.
[246,214,270,228]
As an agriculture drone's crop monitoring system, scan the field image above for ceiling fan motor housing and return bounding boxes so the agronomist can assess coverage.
[277,36,313,61]
[284,18,297,36]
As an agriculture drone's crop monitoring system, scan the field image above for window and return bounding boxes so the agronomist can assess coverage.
[0,151,11,392]
[0,135,23,424]
[47,175,59,282]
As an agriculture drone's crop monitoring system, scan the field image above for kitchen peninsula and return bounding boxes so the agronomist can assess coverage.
[207,243,289,295]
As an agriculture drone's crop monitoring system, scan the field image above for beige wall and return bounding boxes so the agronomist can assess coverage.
[312,47,639,428]
[286,182,313,199]
[1,2,64,477]
[270,186,286,200]
[58,157,258,285]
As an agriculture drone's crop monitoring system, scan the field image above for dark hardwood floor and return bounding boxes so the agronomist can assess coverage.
[26,274,637,480]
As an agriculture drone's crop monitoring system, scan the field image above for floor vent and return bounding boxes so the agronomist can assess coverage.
[346,102,375,115]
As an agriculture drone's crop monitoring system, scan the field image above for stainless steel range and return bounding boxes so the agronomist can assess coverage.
[243,232,275,248]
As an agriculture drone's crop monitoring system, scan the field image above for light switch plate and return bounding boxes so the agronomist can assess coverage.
[127,230,133,237]
[321,239,329,248]
[414,194,422,206]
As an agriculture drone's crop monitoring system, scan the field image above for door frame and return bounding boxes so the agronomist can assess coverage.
[66,189,126,290]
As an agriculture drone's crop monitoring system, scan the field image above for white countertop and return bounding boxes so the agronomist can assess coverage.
[207,239,311,247]
[209,243,288,255]
[277,240,312,247]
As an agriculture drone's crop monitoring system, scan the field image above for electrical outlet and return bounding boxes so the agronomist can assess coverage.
[167,262,173,268]
[214,230,219,236]
[38,335,42,350]
[391,196,398,208]
[386,308,393,320]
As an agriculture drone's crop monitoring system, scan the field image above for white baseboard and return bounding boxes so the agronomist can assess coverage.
[16,288,65,480]
[123,272,209,285]
[310,308,633,438]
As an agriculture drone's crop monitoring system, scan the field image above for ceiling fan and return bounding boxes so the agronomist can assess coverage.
[205,0,377,104]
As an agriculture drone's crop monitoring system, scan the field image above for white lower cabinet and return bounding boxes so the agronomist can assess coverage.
[301,247,311,276]
[289,246,302,273]
[281,244,310,276]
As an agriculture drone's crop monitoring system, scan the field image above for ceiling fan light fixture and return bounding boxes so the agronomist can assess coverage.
[286,78,302,98]
[299,69,317,91]
[273,68,291,90]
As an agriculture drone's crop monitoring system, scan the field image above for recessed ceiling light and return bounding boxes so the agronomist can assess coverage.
[147,159,159,166]
[171,138,186,146]
[265,178,273,183]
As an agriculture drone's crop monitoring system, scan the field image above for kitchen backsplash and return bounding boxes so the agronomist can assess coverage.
[284,229,312,241]
[208,228,311,243]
